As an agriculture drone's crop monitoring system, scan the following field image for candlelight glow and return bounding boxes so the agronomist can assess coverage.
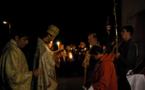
[69,52,73,59]
[90,45,92,48]
[56,41,60,50]
[3,21,8,24]
[57,41,60,45]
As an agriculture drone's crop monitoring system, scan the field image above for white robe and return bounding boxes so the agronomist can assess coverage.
[32,37,57,90]
[0,39,33,90]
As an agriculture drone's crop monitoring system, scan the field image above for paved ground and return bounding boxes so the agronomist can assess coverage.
[55,63,85,90]
[57,76,84,90]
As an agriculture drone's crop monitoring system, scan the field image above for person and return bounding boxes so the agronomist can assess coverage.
[72,44,77,60]
[32,25,60,90]
[56,44,67,77]
[71,44,78,74]
[77,41,88,76]
[88,33,99,47]
[65,45,75,77]
[66,45,74,62]
[83,45,117,90]
[47,41,53,49]
[82,33,101,80]
[83,33,99,66]
[0,27,43,90]
[60,44,67,64]
[114,25,136,90]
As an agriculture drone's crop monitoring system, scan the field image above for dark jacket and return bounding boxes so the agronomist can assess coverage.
[116,39,136,77]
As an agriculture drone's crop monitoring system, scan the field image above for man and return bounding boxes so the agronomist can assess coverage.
[32,25,60,90]
[88,33,98,47]
[82,33,101,80]
[115,25,136,90]
[0,27,43,90]
[83,45,117,90]
[82,33,98,67]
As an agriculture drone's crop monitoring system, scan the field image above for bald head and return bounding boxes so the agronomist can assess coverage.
[88,33,98,46]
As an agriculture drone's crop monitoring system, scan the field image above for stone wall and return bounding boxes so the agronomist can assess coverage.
[121,0,145,64]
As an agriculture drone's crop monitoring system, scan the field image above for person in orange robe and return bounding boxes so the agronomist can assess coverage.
[84,45,117,90]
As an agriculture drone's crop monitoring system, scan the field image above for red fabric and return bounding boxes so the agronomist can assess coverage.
[92,53,118,90]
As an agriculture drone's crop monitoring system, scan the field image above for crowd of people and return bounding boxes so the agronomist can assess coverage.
[0,24,137,90]
[55,41,89,78]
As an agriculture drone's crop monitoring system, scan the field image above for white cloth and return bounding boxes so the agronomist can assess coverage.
[82,85,94,90]
[126,70,133,75]
[88,85,94,90]
[127,74,145,90]
[10,39,18,46]
[82,86,87,90]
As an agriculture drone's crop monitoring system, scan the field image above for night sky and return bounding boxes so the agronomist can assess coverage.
[1,0,120,49]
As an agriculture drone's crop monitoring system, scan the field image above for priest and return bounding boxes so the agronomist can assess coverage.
[32,25,60,90]
[0,27,43,90]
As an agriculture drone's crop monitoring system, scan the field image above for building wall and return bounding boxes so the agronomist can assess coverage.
[121,0,145,64]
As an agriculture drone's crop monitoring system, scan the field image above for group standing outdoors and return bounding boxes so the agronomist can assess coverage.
[0,25,61,90]
[0,24,137,90]
[83,25,136,90]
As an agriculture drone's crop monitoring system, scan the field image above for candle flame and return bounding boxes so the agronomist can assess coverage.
[69,52,73,59]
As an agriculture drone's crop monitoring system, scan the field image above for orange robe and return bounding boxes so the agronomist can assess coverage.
[92,53,117,90]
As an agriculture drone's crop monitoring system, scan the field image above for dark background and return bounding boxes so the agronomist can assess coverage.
[0,0,121,49]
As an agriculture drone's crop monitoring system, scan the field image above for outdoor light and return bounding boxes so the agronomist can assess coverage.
[106,25,111,31]
[106,25,111,34]
[2,21,11,38]
[3,21,8,24]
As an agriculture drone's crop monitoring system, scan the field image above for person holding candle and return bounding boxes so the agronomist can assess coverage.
[65,45,75,77]
[56,44,67,77]
[77,41,88,76]
[32,25,60,90]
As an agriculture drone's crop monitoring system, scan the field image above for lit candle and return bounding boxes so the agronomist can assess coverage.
[90,45,92,49]
[84,47,87,51]
[69,52,73,59]
[57,41,60,50]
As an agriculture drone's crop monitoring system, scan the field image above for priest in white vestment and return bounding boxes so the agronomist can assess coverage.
[32,25,60,90]
[0,27,43,90]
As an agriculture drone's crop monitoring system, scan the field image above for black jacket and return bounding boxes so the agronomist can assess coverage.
[116,39,136,77]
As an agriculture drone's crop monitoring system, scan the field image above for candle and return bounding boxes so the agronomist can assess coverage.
[59,45,61,50]
[57,41,60,50]
[69,52,73,59]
